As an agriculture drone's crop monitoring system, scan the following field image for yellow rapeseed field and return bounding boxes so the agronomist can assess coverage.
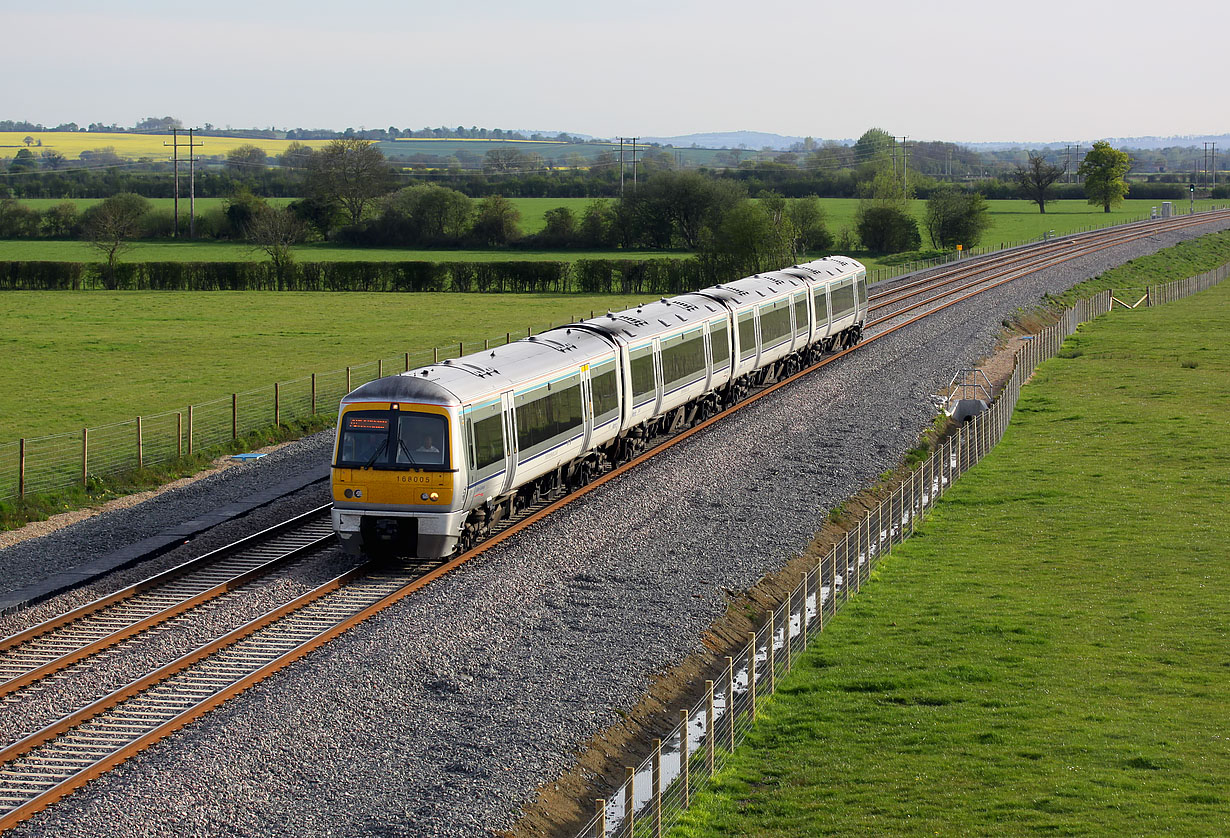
[0,132,334,161]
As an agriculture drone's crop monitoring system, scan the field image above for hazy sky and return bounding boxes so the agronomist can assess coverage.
[5,0,1226,143]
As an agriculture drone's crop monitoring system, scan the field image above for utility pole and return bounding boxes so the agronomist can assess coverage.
[619,137,625,196]
[188,128,203,238]
[901,135,908,194]
[632,137,639,190]
[164,128,203,237]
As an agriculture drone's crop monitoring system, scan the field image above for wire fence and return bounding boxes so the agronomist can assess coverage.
[0,312,604,504]
[572,260,1230,838]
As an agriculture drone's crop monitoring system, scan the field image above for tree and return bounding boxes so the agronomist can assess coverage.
[538,206,577,247]
[0,199,42,238]
[246,208,306,289]
[8,148,37,173]
[306,138,395,225]
[1078,141,1131,212]
[787,197,834,253]
[226,144,268,175]
[699,198,799,279]
[483,148,528,173]
[1014,153,1066,213]
[224,188,269,237]
[578,200,615,248]
[621,171,744,249]
[854,169,920,253]
[471,195,521,245]
[924,187,992,249]
[41,201,80,238]
[40,149,66,170]
[22,136,34,147]
[82,193,150,287]
[277,141,314,171]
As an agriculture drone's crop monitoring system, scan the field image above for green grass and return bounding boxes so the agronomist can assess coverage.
[0,291,648,441]
[669,282,1230,837]
[1051,229,1230,308]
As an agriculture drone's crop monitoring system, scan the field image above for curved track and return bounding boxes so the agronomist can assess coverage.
[0,210,1226,832]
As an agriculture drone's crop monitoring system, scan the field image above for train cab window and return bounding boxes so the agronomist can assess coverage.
[397,413,448,466]
[338,412,390,466]
[709,320,729,368]
[337,410,449,469]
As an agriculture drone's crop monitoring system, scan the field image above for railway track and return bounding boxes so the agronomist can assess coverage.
[0,209,1225,832]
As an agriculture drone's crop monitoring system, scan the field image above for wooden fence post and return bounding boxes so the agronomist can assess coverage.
[188,405,194,456]
[311,374,317,416]
[768,611,777,694]
[624,767,634,835]
[378,359,383,378]
[136,416,143,469]
[404,352,410,371]
[176,412,182,459]
[232,394,238,441]
[800,572,809,651]
[346,367,352,393]
[275,383,280,427]
[82,427,88,487]
[18,438,25,497]
[817,556,825,629]
[595,800,605,838]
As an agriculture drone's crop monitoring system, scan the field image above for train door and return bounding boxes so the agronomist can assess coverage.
[580,365,595,451]
[500,390,517,494]
[651,337,664,416]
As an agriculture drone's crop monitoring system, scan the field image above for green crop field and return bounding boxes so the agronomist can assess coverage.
[0,291,649,441]
[669,282,1230,836]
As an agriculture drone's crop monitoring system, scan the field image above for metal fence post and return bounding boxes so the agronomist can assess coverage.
[623,767,634,836]
[747,633,757,721]
[652,740,662,838]
[705,681,715,776]
[176,412,182,459]
[346,366,352,393]
[726,656,735,752]
[679,708,690,809]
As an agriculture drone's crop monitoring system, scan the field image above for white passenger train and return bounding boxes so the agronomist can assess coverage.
[331,257,868,557]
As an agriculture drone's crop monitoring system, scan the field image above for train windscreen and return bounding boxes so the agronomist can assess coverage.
[336,410,450,469]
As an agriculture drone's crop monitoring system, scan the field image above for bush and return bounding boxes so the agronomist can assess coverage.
[856,204,921,253]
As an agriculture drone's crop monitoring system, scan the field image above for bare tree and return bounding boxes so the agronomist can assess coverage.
[245,208,307,288]
[83,193,149,288]
[306,138,394,225]
[1014,153,1066,213]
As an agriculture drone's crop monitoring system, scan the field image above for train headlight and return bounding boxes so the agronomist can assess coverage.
[344,489,353,499]
[430,492,439,501]
[420,492,430,501]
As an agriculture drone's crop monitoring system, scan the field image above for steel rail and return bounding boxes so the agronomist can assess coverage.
[0,506,335,699]
[0,210,1225,832]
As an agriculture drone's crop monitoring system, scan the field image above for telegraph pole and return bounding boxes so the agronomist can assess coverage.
[619,137,625,196]
[165,129,180,237]
[189,128,201,237]
[632,137,639,190]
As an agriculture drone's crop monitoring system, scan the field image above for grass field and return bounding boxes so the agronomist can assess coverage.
[3,200,1222,270]
[668,283,1230,836]
[0,291,648,441]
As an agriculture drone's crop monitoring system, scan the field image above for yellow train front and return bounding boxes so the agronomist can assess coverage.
[330,375,467,558]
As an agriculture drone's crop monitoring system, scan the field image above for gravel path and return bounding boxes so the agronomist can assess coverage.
[6,220,1228,838]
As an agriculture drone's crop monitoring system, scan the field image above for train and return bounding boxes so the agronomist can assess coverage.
[330,256,869,558]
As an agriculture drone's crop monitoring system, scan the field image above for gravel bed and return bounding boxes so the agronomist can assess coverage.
[7,220,1228,838]
[0,431,336,633]
[0,543,356,750]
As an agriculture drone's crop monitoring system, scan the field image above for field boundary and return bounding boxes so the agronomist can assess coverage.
[567,262,1229,838]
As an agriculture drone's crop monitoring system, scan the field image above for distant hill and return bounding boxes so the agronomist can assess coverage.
[959,134,1230,151]
[640,131,813,151]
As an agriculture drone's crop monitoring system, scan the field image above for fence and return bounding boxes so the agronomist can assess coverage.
[0,311,605,504]
[571,261,1230,838]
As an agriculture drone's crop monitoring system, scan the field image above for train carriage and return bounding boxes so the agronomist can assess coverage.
[332,256,867,558]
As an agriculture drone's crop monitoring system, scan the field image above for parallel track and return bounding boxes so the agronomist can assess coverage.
[0,210,1225,831]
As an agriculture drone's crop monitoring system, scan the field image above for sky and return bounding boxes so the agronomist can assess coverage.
[5,0,1226,144]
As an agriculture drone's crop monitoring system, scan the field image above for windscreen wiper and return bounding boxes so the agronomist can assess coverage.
[363,439,389,468]
[397,438,419,465]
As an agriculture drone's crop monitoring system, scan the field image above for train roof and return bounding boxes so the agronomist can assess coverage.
[343,327,616,407]
[573,293,727,344]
